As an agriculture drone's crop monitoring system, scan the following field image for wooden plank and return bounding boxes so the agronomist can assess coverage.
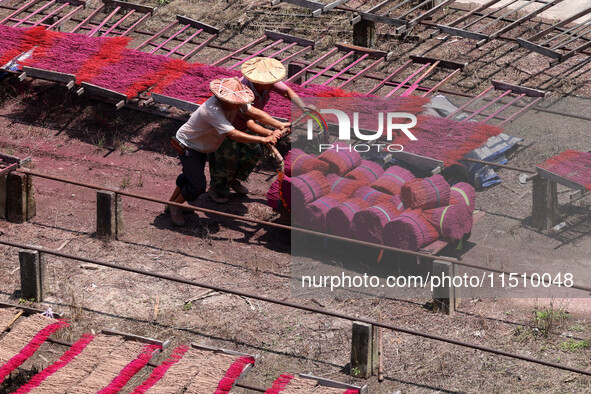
[176,15,219,35]
[516,39,562,59]
[436,25,488,41]
[0,301,63,318]
[103,0,154,14]
[491,80,546,98]
[410,55,465,70]
[299,374,365,391]
[57,0,86,6]
[80,82,127,102]
[102,329,166,347]
[535,166,586,191]
[335,42,388,59]
[277,0,324,11]
[22,66,76,86]
[265,29,315,48]
[357,11,407,27]
[191,343,259,359]
[151,93,199,112]
[323,0,349,12]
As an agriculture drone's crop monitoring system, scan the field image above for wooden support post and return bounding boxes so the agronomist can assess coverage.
[350,321,378,378]
[432,260,455,315]
[6,172,36,223]
[19,249,46,301]
[287,63,305,85]
[353,20,376,49]
[424,0,444,9]
[0,174,6,220]
[531,176,559,230]
[96,191,124,240]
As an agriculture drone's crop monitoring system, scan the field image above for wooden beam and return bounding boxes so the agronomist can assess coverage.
[265,29,315,48]
[516,39,562,59]
[151,93,199,112]
[22,67,76,88]
[177,15,219,35]
[435,25,488,41]
[410,55,465,70]
[102,329,166,347]
[80,82,128,103]
[357,11,407,27]
[335,42,388,59]
[536,166,586,191]
[103,0,154,14]
[491,80,546,98]
[298,374,366,392]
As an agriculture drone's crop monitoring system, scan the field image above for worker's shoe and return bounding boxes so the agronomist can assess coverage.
[169,206,185,226]
[230,180,249,196]
[208,188,229,204]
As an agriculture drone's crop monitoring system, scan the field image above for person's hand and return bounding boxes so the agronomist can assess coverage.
[280,122,291,130]
[272,129,284,139]
[263,134,278,145]
[303,104,319,113]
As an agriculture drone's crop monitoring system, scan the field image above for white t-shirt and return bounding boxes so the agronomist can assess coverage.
[176,97,250,153]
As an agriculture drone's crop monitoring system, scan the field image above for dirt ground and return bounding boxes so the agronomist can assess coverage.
[0,0,590,393]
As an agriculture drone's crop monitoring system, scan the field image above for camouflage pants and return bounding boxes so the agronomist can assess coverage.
[208,138,262,196]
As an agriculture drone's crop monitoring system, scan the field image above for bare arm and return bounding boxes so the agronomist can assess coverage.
[226,129,278,145]
[285,86,306,110]
[245,106,290,130]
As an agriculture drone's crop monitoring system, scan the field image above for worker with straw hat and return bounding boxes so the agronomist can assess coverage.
[168,77,289,226]
[208,57,313,203]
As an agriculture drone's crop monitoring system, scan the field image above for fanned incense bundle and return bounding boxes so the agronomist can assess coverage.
[14,333,96,393]
[0,315,68,383]
[353,203,402,244]
[299,193,348,231]
[421,204,473,241]
[345,160,384,184]
[132,347,255,393]
[391,115,503,166]
[371,165,415,195]
[288,149,329,177]
[449,182,476,213]
[267,175,291,211]
[401,174,450,209]
[19,334,125,392]
[70,340,154,393]
[291,170,331,208]
[537,150,591,191]
[383,210,439,251]
[327,174,365,196]
[265,374,359,393]
[326,197,370,239]
[0,26,60,69]
[97,344,160,394]
[353,186,397,206]
[318,142,362,175]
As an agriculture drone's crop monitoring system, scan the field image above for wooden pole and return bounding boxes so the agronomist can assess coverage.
[351,321,378,378]
[532,176,559,230]
[353,20,376,49]
[378,311,384,382]
[19,249,46,301]
[6,172,36,223]
[432,260,455,315]
[96,191,124,240]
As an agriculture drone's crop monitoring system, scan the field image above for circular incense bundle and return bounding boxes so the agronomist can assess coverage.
[353,203,402,245]
[289,149,329,177]
[266,175,291,211]
[421,204,473,241]
[327,174,365,197]
[317,142,362,175]
[401,174,451,210]
[326,197,370,239]
[353,186,396,206]
[345,160,384,185]
[291,170,331,209]
[371,165,415,195]
[299,193,348,231]
[383,210,439,251]
[449,182,476,213]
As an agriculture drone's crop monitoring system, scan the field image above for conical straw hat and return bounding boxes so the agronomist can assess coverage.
[209,77,254,105]
[241,57,286,84]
